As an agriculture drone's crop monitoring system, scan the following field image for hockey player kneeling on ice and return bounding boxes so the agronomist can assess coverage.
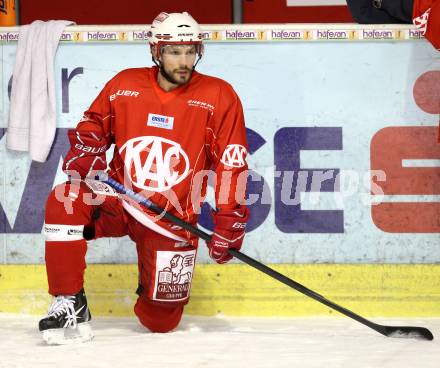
[39,11,249,345]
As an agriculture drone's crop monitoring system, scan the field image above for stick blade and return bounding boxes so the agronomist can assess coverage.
[384,326,434,341]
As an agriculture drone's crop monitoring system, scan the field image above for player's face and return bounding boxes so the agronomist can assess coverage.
[159,44,197,85]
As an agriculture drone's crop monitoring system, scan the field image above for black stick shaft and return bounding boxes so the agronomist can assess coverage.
[97,173,433,340]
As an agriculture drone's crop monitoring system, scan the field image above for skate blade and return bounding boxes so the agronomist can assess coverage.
[42,322,94,345]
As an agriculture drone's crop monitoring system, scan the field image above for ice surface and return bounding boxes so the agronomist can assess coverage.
[1,314,439,368]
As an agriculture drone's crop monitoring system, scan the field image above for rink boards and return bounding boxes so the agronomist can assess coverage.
[0,24,439,316]
[0,264,439,316]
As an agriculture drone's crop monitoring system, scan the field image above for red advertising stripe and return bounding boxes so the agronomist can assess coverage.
[371,127,440,195]
[372,202,440,233]
[371,126,440,233]
[243,0,353,23]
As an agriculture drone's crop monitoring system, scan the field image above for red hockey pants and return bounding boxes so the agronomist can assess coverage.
[44,181,198,333]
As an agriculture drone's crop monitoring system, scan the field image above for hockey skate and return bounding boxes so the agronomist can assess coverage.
[39,289,94,345]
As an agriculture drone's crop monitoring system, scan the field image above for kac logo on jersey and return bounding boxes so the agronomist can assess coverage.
[147,113,174,130]
[413,8,431,34]
[120,136,190,192]
[220,144,247,168]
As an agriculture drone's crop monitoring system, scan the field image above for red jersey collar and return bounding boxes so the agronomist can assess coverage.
[149,66,199,102]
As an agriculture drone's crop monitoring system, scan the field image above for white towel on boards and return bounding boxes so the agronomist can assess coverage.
[7,20,75,162]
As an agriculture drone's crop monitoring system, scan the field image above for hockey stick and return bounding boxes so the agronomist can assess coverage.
[97,172,434,341]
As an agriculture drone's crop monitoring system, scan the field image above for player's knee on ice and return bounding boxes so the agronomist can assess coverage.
[134,297,183,333]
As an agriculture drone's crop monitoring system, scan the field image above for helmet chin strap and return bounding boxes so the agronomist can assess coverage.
[193,53,202,69]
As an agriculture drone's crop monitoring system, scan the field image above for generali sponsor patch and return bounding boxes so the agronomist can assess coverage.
[153,250,196,302]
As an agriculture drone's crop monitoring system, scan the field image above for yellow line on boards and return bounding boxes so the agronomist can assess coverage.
[0,264,439,317]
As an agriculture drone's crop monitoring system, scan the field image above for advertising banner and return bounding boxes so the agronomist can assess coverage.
[0,38,439,265]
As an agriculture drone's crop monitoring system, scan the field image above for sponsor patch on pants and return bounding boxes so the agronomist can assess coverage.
[153,249,196,302]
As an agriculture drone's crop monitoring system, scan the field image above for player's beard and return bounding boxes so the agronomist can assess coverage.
[160,65,193,86]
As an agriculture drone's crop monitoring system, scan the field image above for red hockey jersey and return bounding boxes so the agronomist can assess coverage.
[413,0,440,50]
[75,67,248,240]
